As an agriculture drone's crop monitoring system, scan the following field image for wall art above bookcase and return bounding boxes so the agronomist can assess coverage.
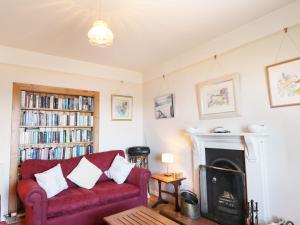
[9,83,99,214]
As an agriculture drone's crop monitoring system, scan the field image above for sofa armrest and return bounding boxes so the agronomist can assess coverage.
[126,167,151,188]
[126,167,151,206]
[18,179,47,225]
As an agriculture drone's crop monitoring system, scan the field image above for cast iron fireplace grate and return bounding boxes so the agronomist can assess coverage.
[199,148,247,225]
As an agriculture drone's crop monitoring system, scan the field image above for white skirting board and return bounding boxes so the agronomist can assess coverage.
[0,162,4,220]
[0,162,10,221]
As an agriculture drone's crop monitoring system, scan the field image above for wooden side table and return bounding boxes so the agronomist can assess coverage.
[151,173,186,212]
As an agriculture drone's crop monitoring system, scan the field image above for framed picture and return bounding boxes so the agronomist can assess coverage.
[196,73,241,119]
[266,57,300,108]
[154,93,174,119]
[111,95,133,121]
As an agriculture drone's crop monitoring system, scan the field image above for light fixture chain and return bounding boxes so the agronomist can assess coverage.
[98,0,101,20]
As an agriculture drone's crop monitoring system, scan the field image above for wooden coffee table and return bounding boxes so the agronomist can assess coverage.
[104,206,179,225]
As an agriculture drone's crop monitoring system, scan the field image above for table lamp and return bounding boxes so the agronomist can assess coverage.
[162,153,174,176]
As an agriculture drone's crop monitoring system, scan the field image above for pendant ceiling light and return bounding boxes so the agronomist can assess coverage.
[88,0,114,47]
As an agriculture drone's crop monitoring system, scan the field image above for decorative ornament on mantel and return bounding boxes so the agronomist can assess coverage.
[88,0,114,47]
[212,126,230,133]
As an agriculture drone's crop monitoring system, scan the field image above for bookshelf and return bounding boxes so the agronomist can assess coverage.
[9,83,99,213]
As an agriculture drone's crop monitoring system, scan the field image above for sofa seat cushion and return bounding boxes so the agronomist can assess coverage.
[47,181,140,218]
[47,187,99,218]
[92,181,140,205]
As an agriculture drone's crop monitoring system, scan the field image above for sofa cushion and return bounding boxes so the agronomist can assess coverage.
[35,163,68,198]
[92,181,140,205]
[85,151,126,183]
[47,181,139,218]
[105,154,135,184]
[47,187,99,218]
[67,157,102,189]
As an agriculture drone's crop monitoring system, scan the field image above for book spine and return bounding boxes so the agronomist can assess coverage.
[21,91,26,108]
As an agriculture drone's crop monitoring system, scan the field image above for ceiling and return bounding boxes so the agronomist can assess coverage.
[0,0,296,73]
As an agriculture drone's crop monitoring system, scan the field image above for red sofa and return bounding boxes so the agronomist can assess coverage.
[18,150,151,225]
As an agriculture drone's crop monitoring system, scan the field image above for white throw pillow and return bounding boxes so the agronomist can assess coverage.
[105,154,135,184]
[67,157,102,189]
[35,163,68,198]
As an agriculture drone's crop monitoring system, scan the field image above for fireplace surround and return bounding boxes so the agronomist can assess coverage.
[187,129,270,224]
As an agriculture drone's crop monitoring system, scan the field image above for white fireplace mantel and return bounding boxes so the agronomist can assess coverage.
[187,128,270,223]
[187,128,269,162]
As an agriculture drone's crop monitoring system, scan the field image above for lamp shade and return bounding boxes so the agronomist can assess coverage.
[162,153,174,164]
[87,20,114,47]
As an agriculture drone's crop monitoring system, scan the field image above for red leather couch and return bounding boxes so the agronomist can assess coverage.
[18,150,151,225]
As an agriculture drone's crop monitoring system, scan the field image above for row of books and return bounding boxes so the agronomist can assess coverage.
[20,111,94,127]
[19,128,93,144]
[19,145,94,162]
[21,91,95,111]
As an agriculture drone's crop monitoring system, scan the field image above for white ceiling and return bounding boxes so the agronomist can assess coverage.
[0,0,296,73]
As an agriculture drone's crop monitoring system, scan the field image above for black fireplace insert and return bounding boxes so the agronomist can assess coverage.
[199,148,247,225]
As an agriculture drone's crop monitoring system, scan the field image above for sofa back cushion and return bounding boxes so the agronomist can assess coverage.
[21,150,125,187]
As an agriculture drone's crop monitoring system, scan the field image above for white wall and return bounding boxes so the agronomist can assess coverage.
[143,24,300,223]
[0,63,144,218]
[0,45,143,84]
[143,0,300,82]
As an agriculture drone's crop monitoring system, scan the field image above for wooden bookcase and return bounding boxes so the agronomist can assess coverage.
[9,83,100,213]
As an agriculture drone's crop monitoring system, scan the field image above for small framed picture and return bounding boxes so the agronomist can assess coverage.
[266,57,300,108]
[196,73,241,119]
[154,93,174,119]
[111,95,133,121]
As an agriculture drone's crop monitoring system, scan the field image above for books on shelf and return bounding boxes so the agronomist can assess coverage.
[19,145,94,162]
[20,111,93,127]
[19,128,93,145]
[20,91,95,111]
[18,89,96,163]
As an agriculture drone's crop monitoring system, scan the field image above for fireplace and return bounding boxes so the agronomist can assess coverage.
[186,130,270,223]
[200,148,247,225]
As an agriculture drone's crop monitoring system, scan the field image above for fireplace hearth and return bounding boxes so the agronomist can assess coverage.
[200,148,247,225]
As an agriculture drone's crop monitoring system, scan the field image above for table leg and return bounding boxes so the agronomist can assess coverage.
[158,181,162,200]
[152,180,168,208]
[174,182,180,212]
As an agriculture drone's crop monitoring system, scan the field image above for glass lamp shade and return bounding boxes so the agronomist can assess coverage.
[162,153,174,164]
[87,20,114,47]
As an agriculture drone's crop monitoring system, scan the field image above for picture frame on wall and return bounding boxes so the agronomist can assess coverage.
[154,93,174,119]
[111,95,133,121]
[196,73,241,119]
[266,57,300,108]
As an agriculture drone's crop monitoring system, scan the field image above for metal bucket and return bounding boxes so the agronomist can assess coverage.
[180,190,201,219]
